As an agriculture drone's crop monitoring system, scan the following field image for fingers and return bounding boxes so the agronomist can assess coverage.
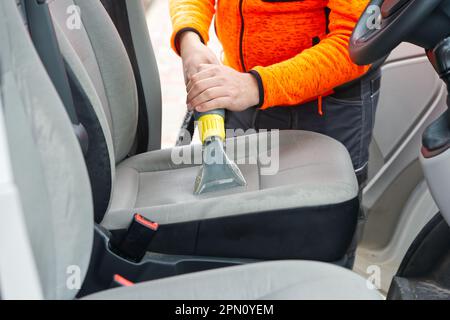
[184,64,231,112]
[186,64,219,92]
[187,77,223,104]
[183,71,193,86]
[183,61,216,83]
[195,97,230,113]
[188,87,229,111]
[198,63,217,71]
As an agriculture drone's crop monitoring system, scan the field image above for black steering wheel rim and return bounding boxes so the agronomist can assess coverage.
[350,0,443,65]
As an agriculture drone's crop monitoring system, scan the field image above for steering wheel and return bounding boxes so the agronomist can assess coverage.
[350,0,443,65]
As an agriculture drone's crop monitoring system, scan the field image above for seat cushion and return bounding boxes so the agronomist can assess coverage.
[84,261,382,300]
[102,131,359,261]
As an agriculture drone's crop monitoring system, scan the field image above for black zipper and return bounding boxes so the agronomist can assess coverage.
[238,0,246,72]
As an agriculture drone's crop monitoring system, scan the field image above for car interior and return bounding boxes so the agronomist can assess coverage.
[0,0,449,300]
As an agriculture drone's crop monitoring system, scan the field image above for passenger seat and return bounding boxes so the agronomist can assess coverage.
[45,0,360,262]
[0,0,381,299]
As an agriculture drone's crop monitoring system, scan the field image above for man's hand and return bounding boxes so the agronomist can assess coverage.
[186,64,260,112]
[179,31,219,84]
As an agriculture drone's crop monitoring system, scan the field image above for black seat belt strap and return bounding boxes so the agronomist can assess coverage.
[22,0,89,155]
[110,214,159,262]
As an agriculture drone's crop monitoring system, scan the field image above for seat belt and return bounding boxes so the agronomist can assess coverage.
[21,0,89,155]
[110,214,159,262]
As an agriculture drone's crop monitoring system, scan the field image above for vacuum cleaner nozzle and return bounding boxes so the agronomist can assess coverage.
[193,110,247,195]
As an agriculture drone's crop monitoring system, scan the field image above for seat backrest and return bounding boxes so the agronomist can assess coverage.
[50,0,139,164]
[48,0,142,221]
[0,0,93,299]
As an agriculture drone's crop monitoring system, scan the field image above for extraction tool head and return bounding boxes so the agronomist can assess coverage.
[194,110,247,195]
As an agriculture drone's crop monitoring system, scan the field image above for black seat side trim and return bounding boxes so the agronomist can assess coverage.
[66,65,112,223]
[115,197,360,262]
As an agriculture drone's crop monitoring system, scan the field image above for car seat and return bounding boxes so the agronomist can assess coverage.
[0,0,381,300]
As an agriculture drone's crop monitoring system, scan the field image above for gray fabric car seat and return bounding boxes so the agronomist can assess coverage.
[84,261,382,300]
[0,0,382,300]
[44,0,361,262]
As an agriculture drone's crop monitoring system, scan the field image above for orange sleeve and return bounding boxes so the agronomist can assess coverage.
[169,0,216,55]
[252,0,371,110]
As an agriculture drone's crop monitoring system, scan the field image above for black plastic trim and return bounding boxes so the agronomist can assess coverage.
[128,197,360,262]
[422,110,450,155]
[77,225,255,297]
[66,65,112,224]
[388,213,450,300]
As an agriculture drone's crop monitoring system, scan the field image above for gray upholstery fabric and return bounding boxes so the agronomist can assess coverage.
[84,261,383,300]
[103,131,358,228]
[49,0,139,163]
[0,0,93,299]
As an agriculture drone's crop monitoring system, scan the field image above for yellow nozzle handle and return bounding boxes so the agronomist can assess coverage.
[196,110,226,143]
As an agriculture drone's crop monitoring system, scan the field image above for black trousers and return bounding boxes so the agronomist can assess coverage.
[226,70,382,186]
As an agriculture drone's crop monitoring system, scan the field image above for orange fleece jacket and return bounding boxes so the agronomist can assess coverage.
[170,0,370,110]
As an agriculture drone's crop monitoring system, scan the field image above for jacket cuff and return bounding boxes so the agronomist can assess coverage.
[171,27,206,56]
[248,70,264,109]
